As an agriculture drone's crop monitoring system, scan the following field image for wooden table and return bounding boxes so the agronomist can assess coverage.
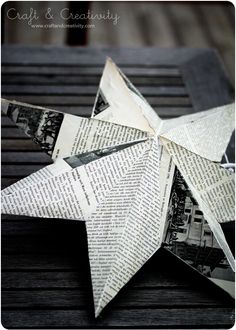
[1,46,235,329]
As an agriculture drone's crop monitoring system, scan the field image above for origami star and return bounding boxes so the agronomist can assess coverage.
[1,58,235,317]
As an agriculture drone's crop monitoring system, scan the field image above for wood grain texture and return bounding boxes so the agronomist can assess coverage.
[1,308,234,328]
[1,46,235,329]
[1,45,210,66]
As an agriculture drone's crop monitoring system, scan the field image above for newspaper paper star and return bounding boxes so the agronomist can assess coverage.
[1,58,235,317]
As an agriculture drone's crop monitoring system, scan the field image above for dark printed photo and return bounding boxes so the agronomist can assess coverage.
[7,103,64,155]
[163,168,234,283]
[64,140,141,168]
[93,88,110,116]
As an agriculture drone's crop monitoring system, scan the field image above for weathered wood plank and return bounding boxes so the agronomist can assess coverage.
[1,164,44,176]
[1,152,52,163]
[2,240,84,257]
[2,65,181,76]
[2,140,42,151]
[2,254,86,270]
[2,73,184,86]
[181,52,234,112]
[2,128,42,139]
[2,178,24,189]
[2,221,86,237]
[1,46,208,66]
[1,308,234,328]
[2,85,188,96]
[2,288,228,308]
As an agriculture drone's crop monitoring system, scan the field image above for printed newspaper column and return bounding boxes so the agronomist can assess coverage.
[51,114,149,159]
[86,139,163,316]
[160,103,235,161]
[1,140,150,220]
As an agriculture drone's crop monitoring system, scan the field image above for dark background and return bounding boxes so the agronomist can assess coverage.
[2,1,235,83]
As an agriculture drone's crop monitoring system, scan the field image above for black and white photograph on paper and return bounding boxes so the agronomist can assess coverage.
[93,88,110,116]
[163,168,234,283]
[6,103,64,155]
[64,140,141,168]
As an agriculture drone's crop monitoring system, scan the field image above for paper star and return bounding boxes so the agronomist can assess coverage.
[1,58,235,316]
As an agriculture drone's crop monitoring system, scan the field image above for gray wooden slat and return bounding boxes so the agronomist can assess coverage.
[1,271,91,290]
[1,308,234,328]
[2,65,181,76]
[2,178,23,189]
[1,46,209,66]
[2,288,227,308]
[2,74,185,86]
[2,140,42,151]
[2,236,87,254]
[2,128,42,139]
[2,254,86,270]
[2,164,44,176]
[2,85,187,96]
[181,50,234,112]
[2,221,85,236]
[2,152,52,163]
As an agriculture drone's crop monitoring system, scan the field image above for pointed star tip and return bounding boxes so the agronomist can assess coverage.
[106,56,113,63]
[94,303,104,318]
[94,308,101,318]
